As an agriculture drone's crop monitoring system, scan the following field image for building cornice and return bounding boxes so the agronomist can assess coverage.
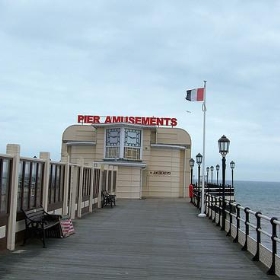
[92,123,157,130]
[96,160,147,168]
[65,141,96,146]
[151,144,189,150]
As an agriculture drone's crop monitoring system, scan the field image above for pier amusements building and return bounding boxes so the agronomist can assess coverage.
[61,115,192,199]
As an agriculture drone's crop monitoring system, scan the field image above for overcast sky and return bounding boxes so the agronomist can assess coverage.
[1,0,280,182]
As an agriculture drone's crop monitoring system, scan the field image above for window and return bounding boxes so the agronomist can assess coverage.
[105,128,120,158]
[105,127,142,160]
[124,128,141,160]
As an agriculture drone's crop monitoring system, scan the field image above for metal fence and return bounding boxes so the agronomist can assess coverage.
[191,185,280,276]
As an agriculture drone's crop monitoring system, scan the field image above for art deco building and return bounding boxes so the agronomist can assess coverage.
[61,115,192,199]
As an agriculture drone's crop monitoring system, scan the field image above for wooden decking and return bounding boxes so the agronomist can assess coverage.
[0,199,277,279]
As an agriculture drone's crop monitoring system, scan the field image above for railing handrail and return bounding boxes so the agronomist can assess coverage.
[191,189,279,276]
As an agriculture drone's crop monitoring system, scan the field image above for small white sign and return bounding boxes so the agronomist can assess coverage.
[149,171,171,176]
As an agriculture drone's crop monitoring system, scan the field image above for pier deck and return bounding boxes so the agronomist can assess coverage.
[0,199,276,279]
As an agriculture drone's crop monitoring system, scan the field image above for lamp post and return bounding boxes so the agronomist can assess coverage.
[189,158,195,185]
[189,158,195,204]
[206,167,209,185]
[226,160,235,237]
[196,153,203,209]
[210,166,214,183]
[216,164,220,185]
[230,161,235,202]
[218,135,230,231]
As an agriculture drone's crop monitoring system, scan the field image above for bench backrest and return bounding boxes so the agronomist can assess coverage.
[22,207,45,222]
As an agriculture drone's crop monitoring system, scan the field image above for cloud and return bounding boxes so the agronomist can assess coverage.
[0,0,280,181]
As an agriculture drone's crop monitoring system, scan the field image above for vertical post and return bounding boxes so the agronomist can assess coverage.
[221,156,226,231]
[252,211,262,261]
[190,166,193,204]
[98,165,104,208]
[199,80,207,217]
[39,152,51,211]
[183,148,187,198]
[241,207,250,251]
[77,158,84,218]
[70,165,78,220]
[216,196,222,227]
[209,195,213,220]
[197,165,201,209]
[210,166,214,183]
[106,166,109,191]
[89,163,94,213]
[6,144,20,251]
[190,167,193,185]
[62,157,70,216]
[267,217,278,275]
[231,168,233,202]
[216,164,219,185]
[233,204,241,243]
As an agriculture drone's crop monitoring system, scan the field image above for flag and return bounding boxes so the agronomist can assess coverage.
[186,88,204,101]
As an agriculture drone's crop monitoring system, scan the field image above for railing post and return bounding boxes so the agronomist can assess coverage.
[241,207,250,251]
[69,165,78,220]
[267,217,278,275]
[77,158,84,218]
[98,165,104,208]
[39,152,50,211]
[205,193,209,216]
[212,196,217,223]
[62,159,70,216]
[252,211,262,261]
[6,144,20,251]
[233,204,241,243]
[197,188,201,210]
[209,195,213,220]
[192,184,196,206]
[89,163,94,213]
[216,196,222,227]
[226,200,233,237]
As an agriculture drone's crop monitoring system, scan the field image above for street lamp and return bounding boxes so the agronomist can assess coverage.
[218,135,230,231]
[206,166,209,185]
[210,166,214,183]
[230,161,235,202]
[189,158,195,204]
[189,158,195,185]
[216,164,220,185]
[226,160,235,237]
[196,153,203,209]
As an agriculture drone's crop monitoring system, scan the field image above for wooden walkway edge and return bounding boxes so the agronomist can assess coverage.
[0,199,277,279]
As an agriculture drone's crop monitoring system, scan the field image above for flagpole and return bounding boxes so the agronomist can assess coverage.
[198,80,207,217]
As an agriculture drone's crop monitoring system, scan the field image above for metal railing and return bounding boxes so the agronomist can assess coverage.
[191,187,280,276]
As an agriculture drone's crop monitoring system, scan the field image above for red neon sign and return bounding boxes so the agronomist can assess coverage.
[77,115,178,127]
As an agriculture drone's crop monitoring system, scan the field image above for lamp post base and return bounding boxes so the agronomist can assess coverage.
[198,213,206,218]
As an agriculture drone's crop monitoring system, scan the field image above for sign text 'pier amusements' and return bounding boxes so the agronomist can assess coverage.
[77,115,178,127]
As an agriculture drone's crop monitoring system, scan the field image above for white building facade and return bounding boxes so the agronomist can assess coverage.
[61,115,192,199]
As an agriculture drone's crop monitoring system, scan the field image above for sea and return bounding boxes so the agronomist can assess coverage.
[231,180,280,251]
[233,180,280,218]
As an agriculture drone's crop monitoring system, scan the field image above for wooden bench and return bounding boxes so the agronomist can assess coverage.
[101,190,116,208]
[22,207,62,248]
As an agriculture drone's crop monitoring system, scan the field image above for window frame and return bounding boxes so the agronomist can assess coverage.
[104,127,143,161]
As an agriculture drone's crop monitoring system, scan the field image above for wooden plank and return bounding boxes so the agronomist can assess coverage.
[0,199,276,279]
